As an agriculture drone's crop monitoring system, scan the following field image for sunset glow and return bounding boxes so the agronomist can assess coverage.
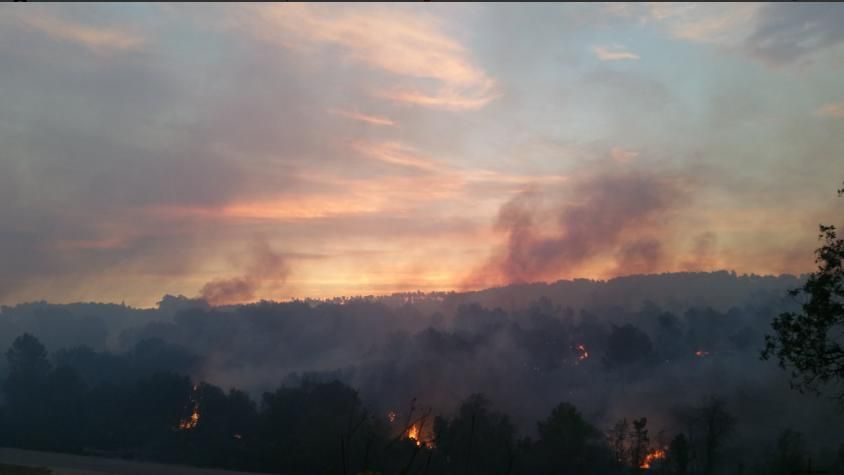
[1,3,842,307]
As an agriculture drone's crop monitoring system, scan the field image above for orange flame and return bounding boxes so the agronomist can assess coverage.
[179,406,200,430]
[405,423,435,448]
[407,424,421,446]
[695,350,710,357]
[178,385,201,430]
[640,448,667,469]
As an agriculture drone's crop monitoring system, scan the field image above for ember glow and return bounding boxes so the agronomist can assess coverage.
[178,386,201,431]
[576,344,589,362]
[640,448,667,469]
[178,406,200,431]
[695,350,711,357]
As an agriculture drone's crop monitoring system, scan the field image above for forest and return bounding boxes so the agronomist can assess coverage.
[1,271,842,474]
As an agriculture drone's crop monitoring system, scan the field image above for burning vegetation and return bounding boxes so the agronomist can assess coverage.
[406,423,435,449]
[639,448,666,469]
[407,424,421,446]
[178,385,201,431]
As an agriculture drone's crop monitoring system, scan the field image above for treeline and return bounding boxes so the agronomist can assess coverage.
[1,334,841,475]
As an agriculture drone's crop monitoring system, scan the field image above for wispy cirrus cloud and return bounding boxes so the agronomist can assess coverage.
[351,141,569,189]
[243,4,498,110]
[816,101,844,118]
[640,3,844,66]
[353,141,445,173]
[645,3,760,45]
[592,44,639,61]
[328,109,396,126]
[743,3,844,65]
[20,11,144,53]
[610,146,639,162]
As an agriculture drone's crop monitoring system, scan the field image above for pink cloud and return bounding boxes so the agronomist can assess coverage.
[244,4,498,110]
[610,146,639,162]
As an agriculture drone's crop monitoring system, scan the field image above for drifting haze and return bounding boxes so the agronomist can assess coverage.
[4,272,844,451]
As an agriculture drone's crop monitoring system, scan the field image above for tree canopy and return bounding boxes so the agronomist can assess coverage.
[763,182,844,401]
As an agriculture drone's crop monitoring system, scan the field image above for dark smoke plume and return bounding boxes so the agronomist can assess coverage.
[198,239,289,305]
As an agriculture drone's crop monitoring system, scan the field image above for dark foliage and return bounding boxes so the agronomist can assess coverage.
[763,183,844,400]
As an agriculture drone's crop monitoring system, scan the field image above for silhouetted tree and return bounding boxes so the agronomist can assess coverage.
[2,334,52,447]
[683,396,735,475]
[668,433,689,475]
[609,418,630,465]
[4,333,51,401]
[773,429,806,475]
[527,402,615,475]
[630,417,649,471]
[259,379,378,475]
[433,394,516,475]
[42,365,86,450]
[763,182,844,401]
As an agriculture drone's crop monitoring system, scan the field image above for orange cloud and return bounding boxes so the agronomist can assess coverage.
[21,12,144,53]
[352,141,569,189]
[376,85,499,111]
[146,196,383,222]
[352,141,445,173]
[329,109,396,126]
[816,101,844,118]
[245,4,498,110]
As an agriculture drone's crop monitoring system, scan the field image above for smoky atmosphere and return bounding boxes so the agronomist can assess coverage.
[1,3,844,475]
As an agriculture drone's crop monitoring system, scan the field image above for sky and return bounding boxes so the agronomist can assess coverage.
[1,3,843,307]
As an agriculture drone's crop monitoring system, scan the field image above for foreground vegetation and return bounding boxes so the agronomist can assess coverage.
[1,333,842,475]
[0,464,51,475]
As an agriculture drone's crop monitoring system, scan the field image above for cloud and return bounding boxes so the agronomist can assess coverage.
[468,170,688,286]
[243,4,498,110]
[375,88,499,112]
[328,109,396,126]
[592,45,640,61]
[20,11,144,53]
[352,141,444,173]
[198,239,289,306]
[145,195,385,222]
[645,3,760,46]
[743,3,844,65]
[610,146,639,162]
[816,101,844,118]
[642,3,844,66]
